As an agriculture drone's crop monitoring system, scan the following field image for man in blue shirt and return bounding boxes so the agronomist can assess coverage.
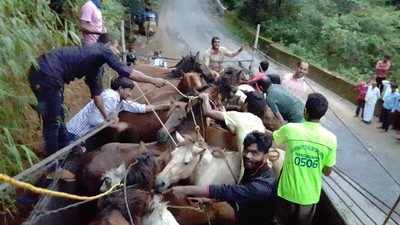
[28,34,166,155]
[379,83,399,132]
[169,131,277,225]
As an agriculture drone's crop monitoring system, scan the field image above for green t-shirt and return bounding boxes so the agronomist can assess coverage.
[273,121,337,205]
[266,84,304,122]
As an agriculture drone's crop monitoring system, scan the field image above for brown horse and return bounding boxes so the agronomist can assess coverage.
[79,142,170,195]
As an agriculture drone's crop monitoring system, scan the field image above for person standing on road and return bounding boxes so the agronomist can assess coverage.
[203,36,244,80]
[256,77,304,124]
[80,0,106,46]
[375,55,391,92]
[354,80,368,118]
[379,83,399,132]
[273,93,337,225]
[169,131,277,225]
[282,61,309,98]
[363,81,381,124]
[28,34,166,156]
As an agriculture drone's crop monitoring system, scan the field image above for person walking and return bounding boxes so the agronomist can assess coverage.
[375,55,391,92]
[379,83,399,132]
[80,0,106,45]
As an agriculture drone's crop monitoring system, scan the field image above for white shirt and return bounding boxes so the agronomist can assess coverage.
[67,89,146,137]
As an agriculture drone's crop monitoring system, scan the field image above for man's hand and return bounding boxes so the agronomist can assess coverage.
[153,78,166,88]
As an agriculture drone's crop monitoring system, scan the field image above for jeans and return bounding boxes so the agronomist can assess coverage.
[355,100,365,117]
[381,108,393,131]
[29,68,70,156]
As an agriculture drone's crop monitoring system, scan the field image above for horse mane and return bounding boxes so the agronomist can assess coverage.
[126,152,158,191]
[97,189,152,223]
[142,195,179,225]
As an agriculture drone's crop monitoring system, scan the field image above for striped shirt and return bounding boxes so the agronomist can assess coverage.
[66,89,146,137]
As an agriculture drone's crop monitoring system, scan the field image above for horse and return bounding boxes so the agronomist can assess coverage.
[79,142,170,195]
[90,188,179,225]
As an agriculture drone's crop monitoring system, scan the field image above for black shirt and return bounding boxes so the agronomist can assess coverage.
[209,165,276,225]
[36,43,131,96]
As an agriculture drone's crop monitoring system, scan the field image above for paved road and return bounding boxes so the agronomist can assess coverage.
[154,0,400,220]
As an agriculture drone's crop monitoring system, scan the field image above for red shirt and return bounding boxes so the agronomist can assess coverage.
[356,84,368,101]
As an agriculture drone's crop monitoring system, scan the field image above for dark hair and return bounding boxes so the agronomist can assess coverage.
[391,82,398,90]
[98,33,113,44]
[256,77,272,93]
[243,131,272,154]
[111,77,135,90]
[384,55,391,60]
[305,93,328,120]
[259,61,269,72]
[217,76,234,98]
[245,91,267,118]
[211,36,220,44]
[267,74,281,84]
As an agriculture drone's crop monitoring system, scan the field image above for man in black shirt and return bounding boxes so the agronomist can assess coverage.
[169,131,276,225]
[28,34,166,155]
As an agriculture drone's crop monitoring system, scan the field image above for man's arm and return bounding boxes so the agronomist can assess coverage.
[93,95,109,120]
[223,45,243,57]
[200,93,225,121]
[80,21,103,35]
[274,111,285,124]
[323,166,333,176]
[129,69,165,87]
[144,103,170,112]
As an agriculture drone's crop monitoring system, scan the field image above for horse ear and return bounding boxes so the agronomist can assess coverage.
[195,51,200,61]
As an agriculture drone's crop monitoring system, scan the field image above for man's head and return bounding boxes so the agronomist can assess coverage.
[304,93,328,121]
[259,61,269,73]
[217,76,235,99]
[371,80,377,88]
[244,91,267,118]
[111,77,135,100]
[243,131,272,171]
[383,55,391,63]
[98,33,120,55]
[294,61,309,79]
[256,77,272,93]
[211,37,220,50]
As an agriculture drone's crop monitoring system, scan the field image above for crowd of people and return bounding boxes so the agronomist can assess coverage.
[354,55,400,141]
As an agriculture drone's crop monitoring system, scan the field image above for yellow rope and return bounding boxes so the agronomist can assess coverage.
[0,174,121,201]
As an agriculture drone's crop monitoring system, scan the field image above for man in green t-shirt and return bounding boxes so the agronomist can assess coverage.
[272,93,337,225]
[256,77,304,124]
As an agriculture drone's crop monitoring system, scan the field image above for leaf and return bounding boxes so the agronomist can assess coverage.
[20,145,39,166]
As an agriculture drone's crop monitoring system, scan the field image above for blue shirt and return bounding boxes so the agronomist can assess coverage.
[209,166,276,225]
[35,43,131,96]
[383,92,400,111]
[392,95,400,112]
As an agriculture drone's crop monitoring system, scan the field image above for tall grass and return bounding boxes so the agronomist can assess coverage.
[0,0,126,220]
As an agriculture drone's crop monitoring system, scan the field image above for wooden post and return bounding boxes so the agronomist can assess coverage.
[121,20,127,63]
[250,24,261,71]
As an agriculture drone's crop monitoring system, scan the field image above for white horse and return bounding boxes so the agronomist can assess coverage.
[155,134,285,192]
[155,136,242,192]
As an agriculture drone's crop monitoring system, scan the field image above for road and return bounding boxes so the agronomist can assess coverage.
[153,0,400,222]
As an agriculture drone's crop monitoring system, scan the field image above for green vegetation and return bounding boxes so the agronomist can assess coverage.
[0,0,126,220]
[222,0,400,83]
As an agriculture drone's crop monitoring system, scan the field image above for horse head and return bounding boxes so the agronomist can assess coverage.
[155,136,208,192]
[99,152,158,192]
[142,195,180,225]
[156,100,189,144]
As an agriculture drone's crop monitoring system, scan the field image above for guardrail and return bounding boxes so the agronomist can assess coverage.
[213,0,226,15]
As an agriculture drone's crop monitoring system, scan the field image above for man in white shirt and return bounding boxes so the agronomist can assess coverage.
[66,77,169,140]
[283,61,309,98]
[203,36,244,79]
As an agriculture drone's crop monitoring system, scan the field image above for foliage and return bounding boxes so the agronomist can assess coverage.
[226,0,400,83]
[0,0,126,219]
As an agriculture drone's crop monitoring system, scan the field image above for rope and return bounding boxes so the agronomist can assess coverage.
[124,162,136,225]
[0,174,121,201]
[0,120,115,192]
[134,82,178,147]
